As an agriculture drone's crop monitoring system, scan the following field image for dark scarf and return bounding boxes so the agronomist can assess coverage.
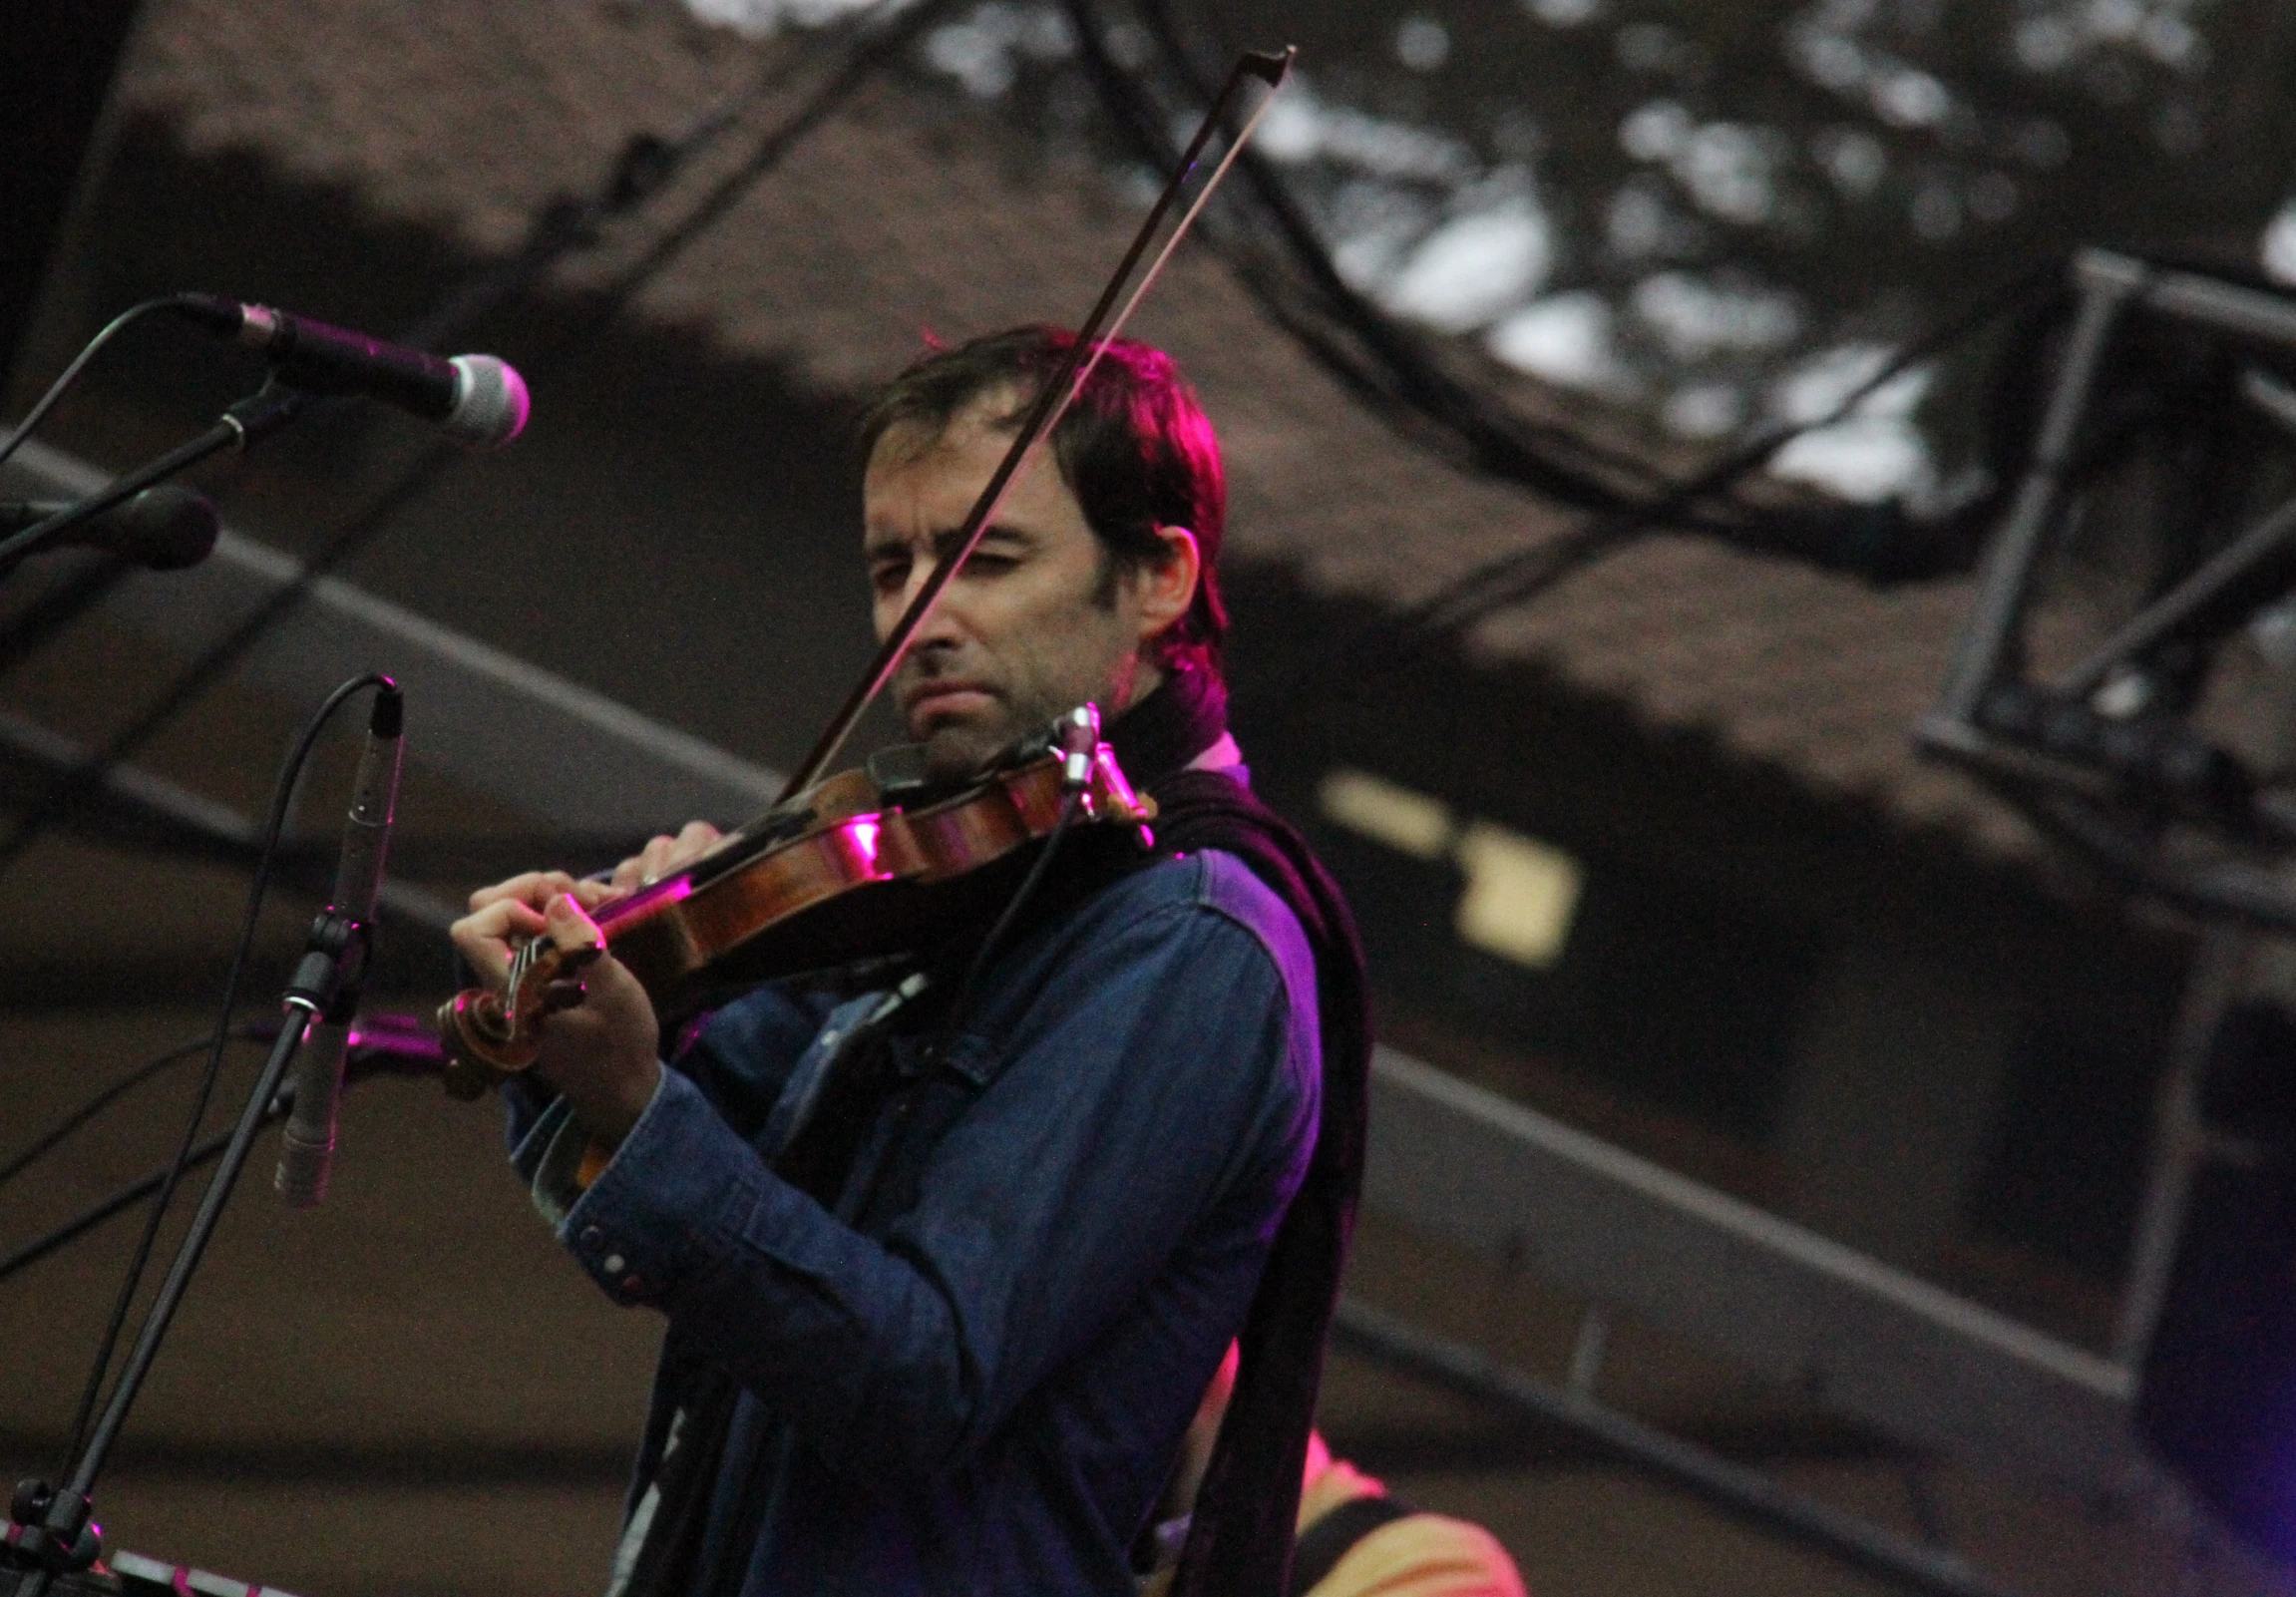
[1109,666,1370,1597]
[626,668,1366,1597]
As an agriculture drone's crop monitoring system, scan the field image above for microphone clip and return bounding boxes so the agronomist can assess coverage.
[6,1480,101,1576]
[281,909,374,1020]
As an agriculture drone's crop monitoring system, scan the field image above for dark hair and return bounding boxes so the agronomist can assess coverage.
[858,325,1229,673]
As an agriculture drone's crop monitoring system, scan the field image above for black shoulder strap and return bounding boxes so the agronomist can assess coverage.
[1287,1494,1414,1596]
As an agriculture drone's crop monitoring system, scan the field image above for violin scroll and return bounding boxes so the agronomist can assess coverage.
[438,901,606,1099]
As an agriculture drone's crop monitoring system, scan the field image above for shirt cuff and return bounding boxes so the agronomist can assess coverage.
[518,1065,668,1229]
[549,1065,766,1308]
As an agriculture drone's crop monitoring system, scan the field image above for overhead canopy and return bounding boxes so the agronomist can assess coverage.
[63,0,2055,866]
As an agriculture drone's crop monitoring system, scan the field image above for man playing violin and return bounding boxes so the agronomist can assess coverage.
[451,327,1367,1597]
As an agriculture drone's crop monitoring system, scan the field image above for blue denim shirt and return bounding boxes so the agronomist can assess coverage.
[510,847,1321,1596]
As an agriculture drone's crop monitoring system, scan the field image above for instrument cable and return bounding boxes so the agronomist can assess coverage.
[933,789,1089,1059]
[55,672,386,1476]
[0,1024,271,1198]
[0,297,203,478]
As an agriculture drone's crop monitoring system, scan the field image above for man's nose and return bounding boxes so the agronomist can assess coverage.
[897,556,942,614]
[896,559,971,648]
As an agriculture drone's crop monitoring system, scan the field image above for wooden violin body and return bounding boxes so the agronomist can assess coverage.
[437,729,1155,1099]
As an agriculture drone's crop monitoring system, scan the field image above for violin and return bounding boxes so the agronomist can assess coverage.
[434,47,1294,1097]
[436,707,1156,1097]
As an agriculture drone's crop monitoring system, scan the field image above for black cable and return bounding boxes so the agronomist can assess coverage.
[56,672,388,1476]
[1240,260,2066,730]
[1246,260,2062,730]
[1075,0,2052,579]
[0,1024,270,1196]
[0,51,805,687]
[1375,262,2061,649]
[0,48,818,681]
[1065,0,1762,538]
[0,1021,442,1293]
[0,0,951,888]
[0,1123,241,1293]
[934,789,1088,1057]
[1065,0,1720,525]
[0,296,199,477]
[1056,7,2061,711]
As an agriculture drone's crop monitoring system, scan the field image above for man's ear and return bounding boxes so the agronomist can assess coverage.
[1131,525,1201,645]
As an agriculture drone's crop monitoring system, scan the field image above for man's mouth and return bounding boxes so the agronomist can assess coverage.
[905,682,996,728]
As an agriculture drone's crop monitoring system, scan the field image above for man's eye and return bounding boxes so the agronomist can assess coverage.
[958,552,1017,576]
[871,560,910,594]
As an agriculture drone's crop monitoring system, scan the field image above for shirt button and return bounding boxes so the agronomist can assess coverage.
[579,1226,603,1249]
[603,1253,627,1275]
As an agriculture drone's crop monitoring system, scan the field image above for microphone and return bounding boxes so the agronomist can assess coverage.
[277,681,405,1208]
[0,486,219,571]
[173,294,529,449]
[344,1012,449,1080]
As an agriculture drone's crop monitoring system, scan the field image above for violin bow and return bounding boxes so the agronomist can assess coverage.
[773,44,1297,806]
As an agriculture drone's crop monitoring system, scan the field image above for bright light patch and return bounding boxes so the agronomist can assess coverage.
[1813,128,1887,197]
[1319,769,1453,860]
[1873,69,1951,129]
[1773,344,1928,424]
[1631,272,1802,361]
[1395,15,1451,71]
[1619,100,1693,163]
[1663,382,1745,439]
[1454,822,1583,969]
[1380,191,1554,332]
[2264,203,2296,286]
[784,0,893,22]
[1487,291,1618,389]
[678,0,882,34]
[1244,80,1474,182]
[1790,26,1868,91]
[682,0,776,34]
[1767,346,1935,501]
[1770,415,1932,502]
[1676,122,1778,224]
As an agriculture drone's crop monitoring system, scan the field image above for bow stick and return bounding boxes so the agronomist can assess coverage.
[774,44,1297,805]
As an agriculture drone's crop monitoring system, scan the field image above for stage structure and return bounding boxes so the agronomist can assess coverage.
[1,437,2232,1597]
[1919,249,2296,1566]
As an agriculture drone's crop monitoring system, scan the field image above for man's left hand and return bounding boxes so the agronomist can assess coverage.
[454,891,663,1148]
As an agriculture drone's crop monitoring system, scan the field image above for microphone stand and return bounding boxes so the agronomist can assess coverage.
[4,890,372,1594]
[0,384,305,583]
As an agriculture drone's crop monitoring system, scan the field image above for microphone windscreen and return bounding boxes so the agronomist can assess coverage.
[113,487,220,571]
[444,355,531,449]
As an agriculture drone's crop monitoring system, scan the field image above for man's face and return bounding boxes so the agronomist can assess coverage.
[864,393,1165,779]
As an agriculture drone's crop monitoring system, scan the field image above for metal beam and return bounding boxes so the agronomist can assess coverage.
[1364,1045,2155,1503]
[6,441,786,836]
[0,704,461,936]
[1332,1297,2029,1597]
